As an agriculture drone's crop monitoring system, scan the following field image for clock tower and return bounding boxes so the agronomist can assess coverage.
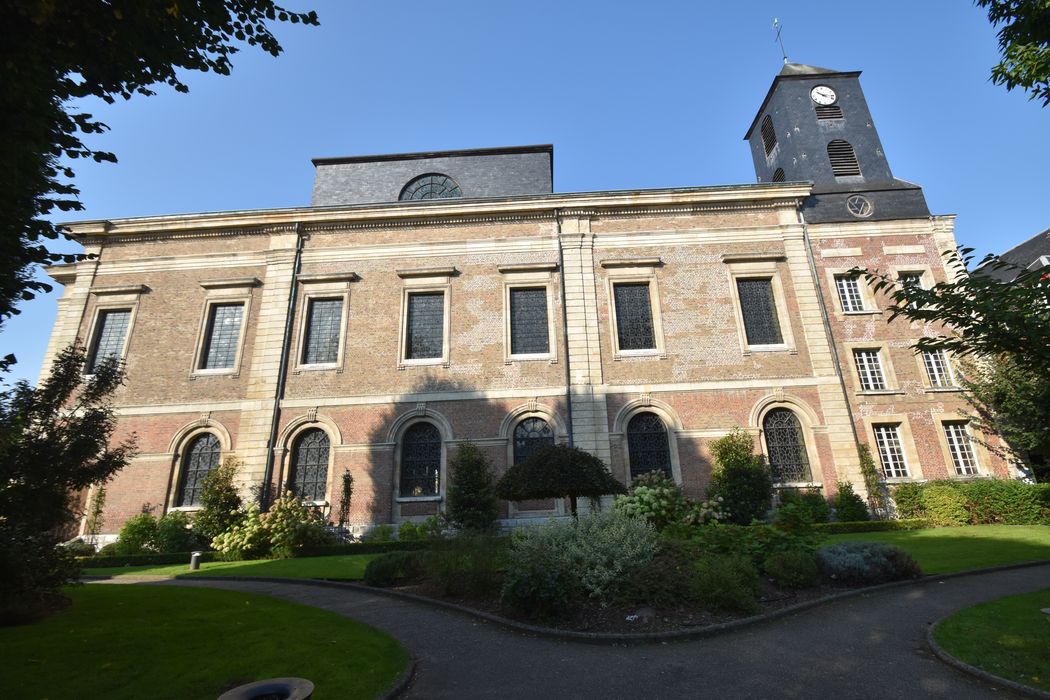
[744,62,930,224]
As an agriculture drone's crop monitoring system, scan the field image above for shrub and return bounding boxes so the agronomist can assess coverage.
[958,479,1045,525]
[693,554,760,614]
[425,534,506,596]
[398,521,425,542]
[363,550,426,587]
[681,496,726,527]
[614,470,689,531]
[832,482,870,522]
[62,540,97,557]
[446,442,500,532]
[264,493,337,558]
[496,444,627,517]
[362,524,396,543]
[891,482,926,519]
[193,457,243,541]
[813,518,928,534]
[778,488,831,523]
[615,539,698,607]
[211,504,269,560]
[113,513,159,555]
[154,511,200,553]
[763,548,820,588]
[817,541,922,585]
[685,522,818,567]
[922,482,969,526]
[706,429,773,525]
[500,554,574,618]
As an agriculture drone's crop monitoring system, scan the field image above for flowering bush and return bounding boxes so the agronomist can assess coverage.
[265,492,336,558]
[682,496,725,526]
[614,471,688,531]
[211,504,268,560]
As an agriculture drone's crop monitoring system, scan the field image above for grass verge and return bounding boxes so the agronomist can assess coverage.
[825,524,1050,574]
[0,584,407,700]
[934,588,1050,692]
[83,553,378,579]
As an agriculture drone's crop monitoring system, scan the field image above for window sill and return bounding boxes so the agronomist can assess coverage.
[856,390,905,396]
[924,386,962,393]
[191,368,239,377]
[773,482,823,489]
[506,353,555,363]
[396,495,442,503]
[883,477,920,484]
[613,349,665,360]
[302,500,329,508]
[841,310,882,316]
[168,506,202,513]
[744,344,795,353]
[399,358,446,367]
[295,363,341,372]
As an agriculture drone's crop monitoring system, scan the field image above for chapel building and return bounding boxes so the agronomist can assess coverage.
[43,63,1014,536]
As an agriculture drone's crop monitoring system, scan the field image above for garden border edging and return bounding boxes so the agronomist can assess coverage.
[927,615,1050,699]
[172,558,1050,646]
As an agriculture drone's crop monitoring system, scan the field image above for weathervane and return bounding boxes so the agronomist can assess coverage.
[773,18,789,64]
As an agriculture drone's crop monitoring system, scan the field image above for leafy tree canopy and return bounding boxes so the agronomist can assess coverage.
[0,1,318,337]
[977,0,1050,106]
[495,445,627,517]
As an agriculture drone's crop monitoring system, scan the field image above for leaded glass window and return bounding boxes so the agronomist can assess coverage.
[177,433,221,506]
[873,424,909,478]
[399,422,442,497]
[289,429,330,502]
[613,283,656,351]
[509,287,550,356]
[923,350,954,388]
[200,303,244,370]
[736,278,783,346]
[399,174,462,201]
[763,409,812,482]
[513,417,554,465]
[626,412,672,479]
[405,292,444,360]
[943,422,979,475]
[853,349,887,391]
[835,275,865,312]
[898,272,924,310]
[302,298,343,365]
[88,309,131,373]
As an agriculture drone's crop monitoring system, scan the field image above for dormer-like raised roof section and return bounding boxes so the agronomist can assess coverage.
[310,144,554,207]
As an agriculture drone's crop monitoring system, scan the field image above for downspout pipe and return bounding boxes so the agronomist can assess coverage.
[260,223,304,509]
[555,210,574,447]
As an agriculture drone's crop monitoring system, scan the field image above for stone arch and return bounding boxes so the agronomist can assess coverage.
[748,393,823,486]
[386,406,454,444]
[165,418,232,511]
[498,401,568,442]
[611,398,683,485]
[275,413,341,503]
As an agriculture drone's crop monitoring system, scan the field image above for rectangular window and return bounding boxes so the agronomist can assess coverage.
[873,424,909,478]
[302,298,343,365]
[898,272,924,309]
[835,275,866,312]
[199,303,244,370]
[509,287,550,356]
[736,278,783,346]
[853,349,887,391]
[88,309,132,373]
[613,282,656,351]
[922,349,954,388]
[405,292,445,360]
[943,422,979,475]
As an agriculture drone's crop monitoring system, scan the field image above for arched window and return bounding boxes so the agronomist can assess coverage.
[400,422,442,497]
[399,173,462,201]
[177,433,221,506]
[513,417,554,465]
[763,408,812,483]
[771,167,786,182]
[289,428,330,502]
[760,115,777,156]
[626,412,672,479]
[827,140,861,177]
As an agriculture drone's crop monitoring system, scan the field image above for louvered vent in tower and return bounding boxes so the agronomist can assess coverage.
[827,140,861,176]
[815,105,843,120]
[771,168,785,182]
[760,115,777,156]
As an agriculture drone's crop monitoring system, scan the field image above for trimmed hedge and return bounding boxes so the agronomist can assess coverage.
[813,519,929,535]
[891,480,1049,526]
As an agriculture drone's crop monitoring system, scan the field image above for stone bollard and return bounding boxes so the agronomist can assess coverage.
[217,677,314,700]
[190,551,202,571]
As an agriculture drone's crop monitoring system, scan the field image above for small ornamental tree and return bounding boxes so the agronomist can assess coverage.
[193,457,243,541]
[337,470,354,535]
[446,442,499,532]
[706,428,773,525]
[496,444,627,518]
[0,345,135,623]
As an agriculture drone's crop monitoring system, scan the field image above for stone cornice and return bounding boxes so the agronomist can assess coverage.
[61,184,812,242]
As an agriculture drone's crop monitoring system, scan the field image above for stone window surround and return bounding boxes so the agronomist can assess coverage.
[610,397,683,486]
[601,258,667,360]
[277,421,337,507]
[723,256,797,355]
[293,273,358,373]
[84,285,146,377]
[825,268,880,315]
[392,417,448,506]
[190,277,259,378]
[498,262,559,364]
[396,268,455,369]
[844,341,903,396]
[861,414,924,482]
[754,400,824,490]
[165,420,233,513]
[915,347,960,392]
[934,414,990,478]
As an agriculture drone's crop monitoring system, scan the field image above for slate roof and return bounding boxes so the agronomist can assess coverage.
[975,227,1050,281]
[779,62,839,76]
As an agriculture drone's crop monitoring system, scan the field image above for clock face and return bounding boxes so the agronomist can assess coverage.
[811,85,837,105]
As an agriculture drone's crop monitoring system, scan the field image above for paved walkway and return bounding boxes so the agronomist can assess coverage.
[165,564,1050,699]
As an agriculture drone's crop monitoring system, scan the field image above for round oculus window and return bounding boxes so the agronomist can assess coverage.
[846,194,874,218]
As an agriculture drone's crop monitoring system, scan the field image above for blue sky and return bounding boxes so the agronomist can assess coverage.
[4,0,1048,384]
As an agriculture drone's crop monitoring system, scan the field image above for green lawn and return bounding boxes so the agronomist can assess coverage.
[83,553,378,579]
[934,588,1050,692]
[0,584,407,700]
[826,525,1050,574]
